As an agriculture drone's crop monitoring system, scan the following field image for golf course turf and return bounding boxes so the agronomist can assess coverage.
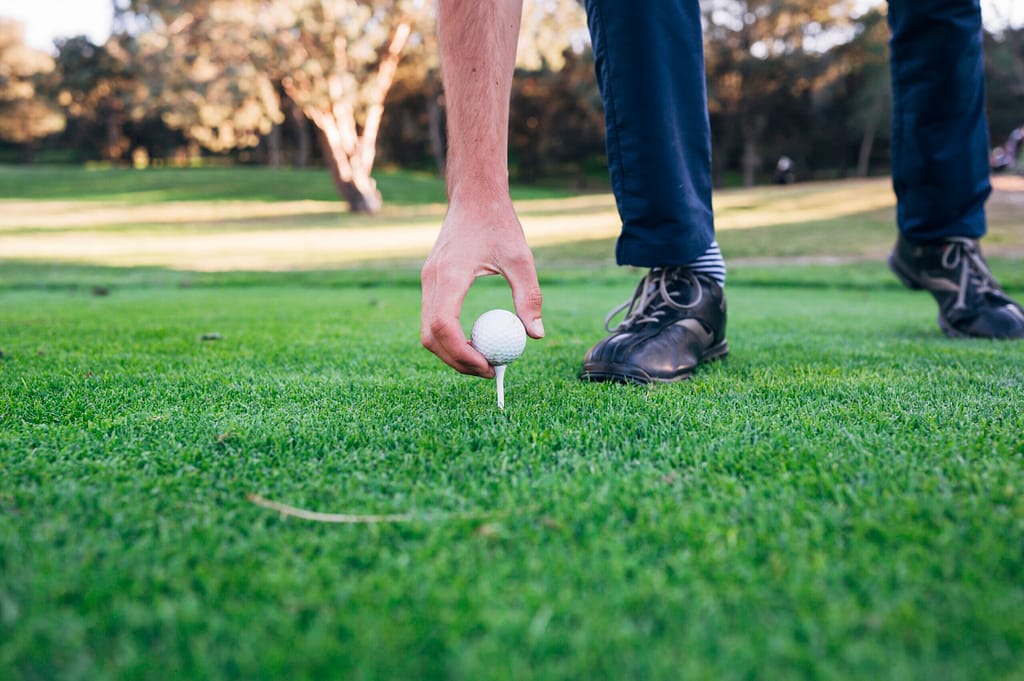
[1,168,1022,679]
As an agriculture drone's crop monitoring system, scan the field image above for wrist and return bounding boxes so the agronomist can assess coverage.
[447,174,512,207]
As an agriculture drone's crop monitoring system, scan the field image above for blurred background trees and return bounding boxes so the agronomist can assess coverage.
[0,20,66,161]
[1,0,1022,210]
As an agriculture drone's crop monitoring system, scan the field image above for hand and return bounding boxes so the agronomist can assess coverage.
[420,196,545,377]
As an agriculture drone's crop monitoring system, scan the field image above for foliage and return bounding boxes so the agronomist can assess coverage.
[138,9,282,152]
[703,0,860,186]
[6,2,1022,190]
[110,0,587,212]
[0,20,65,148]
[801,8,893,178]
[984,25,1024,142]
[509,50,606,184]
[52,35,152,162]
[517,0,589,71]
[115,0,431,211]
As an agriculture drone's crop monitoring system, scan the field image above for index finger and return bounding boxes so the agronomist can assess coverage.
[421,265,495,378]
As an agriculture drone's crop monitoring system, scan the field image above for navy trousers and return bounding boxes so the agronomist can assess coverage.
[583,0,992,266]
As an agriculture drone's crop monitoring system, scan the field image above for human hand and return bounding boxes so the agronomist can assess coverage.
[420,196,544,377]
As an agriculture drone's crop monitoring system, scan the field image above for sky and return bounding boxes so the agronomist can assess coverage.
[0,0,114,52]
[1,0,1022,52]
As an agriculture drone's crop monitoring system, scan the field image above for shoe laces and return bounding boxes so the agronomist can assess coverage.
[604,268,703,332]
[940,238,999,311]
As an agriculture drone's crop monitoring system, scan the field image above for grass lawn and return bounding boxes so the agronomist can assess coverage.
[1,167,1023,680]
[0,165,575,205]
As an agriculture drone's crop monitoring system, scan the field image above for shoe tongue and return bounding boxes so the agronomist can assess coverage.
[650,268,697,307]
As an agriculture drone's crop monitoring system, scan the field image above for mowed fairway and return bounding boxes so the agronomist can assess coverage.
[1,168,1023,680]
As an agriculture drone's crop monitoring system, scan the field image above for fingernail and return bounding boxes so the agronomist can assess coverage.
[534,319,545,338]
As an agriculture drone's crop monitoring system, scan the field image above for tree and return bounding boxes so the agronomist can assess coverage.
[985,2,1024,98]
[985,25,1024,144]
[510,50,604,184]
[131,9,284,158]
[119,0,588,210]
[377,0,589,179]
[837,9,891,177]
[0,20,66,160]
[702,0,857,186]
[54,35,144,162]
[119,0,426,213]
[274,1,417,213]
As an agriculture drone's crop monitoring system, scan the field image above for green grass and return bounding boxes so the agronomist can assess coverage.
[0,165,574,205]
[3,167,1021,273]
[1,166,1023,679]
[2,264,1023,680]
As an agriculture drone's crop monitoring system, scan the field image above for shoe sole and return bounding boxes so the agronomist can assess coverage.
[579,339,730,385]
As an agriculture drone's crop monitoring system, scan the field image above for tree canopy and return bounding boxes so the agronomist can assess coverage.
[108,0,586,212]
[2,1,1021,203]
[0,20,65,150]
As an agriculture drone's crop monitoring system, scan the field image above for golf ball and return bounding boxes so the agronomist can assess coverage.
[470,309,527,365]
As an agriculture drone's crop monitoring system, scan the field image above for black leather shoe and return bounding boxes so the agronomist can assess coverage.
[580,268,728,384]
[888,235,1024,339]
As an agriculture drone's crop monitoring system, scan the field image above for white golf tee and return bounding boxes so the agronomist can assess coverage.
[495,365,506,410]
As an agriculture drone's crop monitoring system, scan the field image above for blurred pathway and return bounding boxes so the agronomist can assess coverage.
[0,178,1019,271]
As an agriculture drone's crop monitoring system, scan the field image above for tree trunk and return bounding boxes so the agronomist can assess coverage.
[105,111,127,163]
[740,115,765,188]
[283,20,411,213]
[313,120,382,213]
[266,123,282,168]
[287,99,310,168]
[857,86,886,178]
[999,26,1024,95]
[741,136,759,188]
[711,145,723,189]
[711,120,734,189]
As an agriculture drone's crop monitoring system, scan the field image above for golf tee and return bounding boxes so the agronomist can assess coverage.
[495,364,506,409]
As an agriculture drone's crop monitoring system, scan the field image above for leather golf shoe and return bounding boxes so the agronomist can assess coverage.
[888,235,1024,339]
[580,268,728,384]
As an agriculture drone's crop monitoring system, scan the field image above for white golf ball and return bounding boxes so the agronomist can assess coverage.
[470,309,527,366]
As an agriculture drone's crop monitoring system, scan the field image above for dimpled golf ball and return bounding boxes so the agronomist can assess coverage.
[470,309,527,366]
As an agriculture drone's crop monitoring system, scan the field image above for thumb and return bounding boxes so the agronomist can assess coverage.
[504,253,545,339]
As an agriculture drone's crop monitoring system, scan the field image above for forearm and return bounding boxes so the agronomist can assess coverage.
[437,0,523,203]
[422,0,542,377]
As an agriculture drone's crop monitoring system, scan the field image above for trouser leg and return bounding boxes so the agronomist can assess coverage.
[583,0,714,266]
[888,0,991,241]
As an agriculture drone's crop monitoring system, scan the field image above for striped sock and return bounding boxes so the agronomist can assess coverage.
[683,240,726,287]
